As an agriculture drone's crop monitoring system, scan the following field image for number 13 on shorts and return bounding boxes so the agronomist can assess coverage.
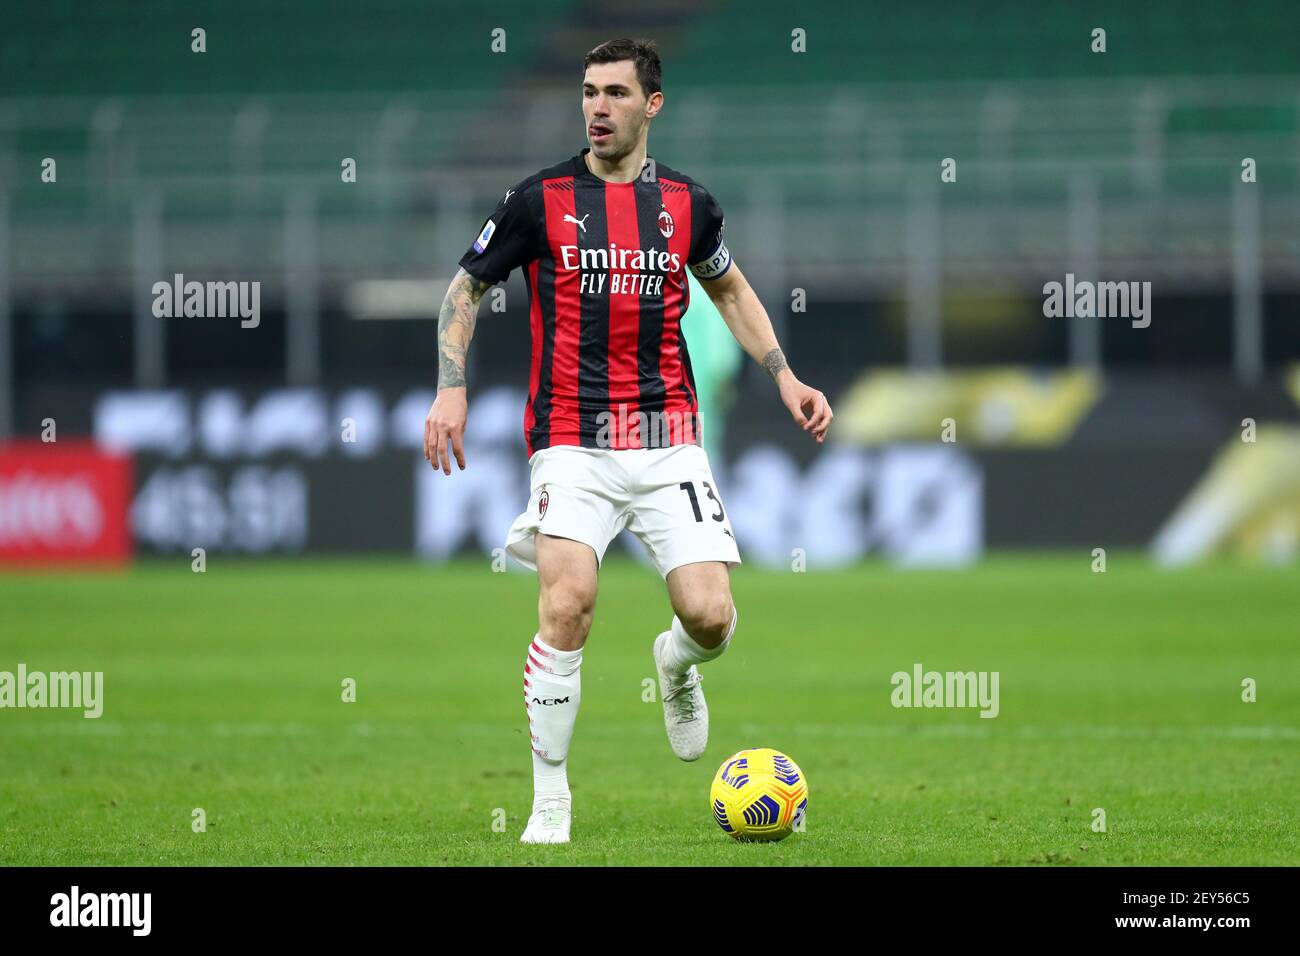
[678,480,727,524]
[622,447,743,577]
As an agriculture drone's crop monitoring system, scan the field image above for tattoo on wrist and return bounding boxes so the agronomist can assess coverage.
[761,348,789,382]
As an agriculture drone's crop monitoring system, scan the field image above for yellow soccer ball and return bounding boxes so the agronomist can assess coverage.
[710,748,808,842]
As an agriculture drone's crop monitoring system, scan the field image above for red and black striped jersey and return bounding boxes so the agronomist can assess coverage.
[458,148,732,457]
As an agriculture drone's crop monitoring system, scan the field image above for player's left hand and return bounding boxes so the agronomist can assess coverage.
[778,376,833,443]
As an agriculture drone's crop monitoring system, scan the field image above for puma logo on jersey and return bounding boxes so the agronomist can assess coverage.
[503,188,514,203]
[563,213,590,233]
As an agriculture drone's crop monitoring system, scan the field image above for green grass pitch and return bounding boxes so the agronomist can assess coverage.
[1,554,1296,866]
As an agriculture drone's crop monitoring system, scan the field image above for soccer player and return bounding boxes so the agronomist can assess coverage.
[424,38,832,844]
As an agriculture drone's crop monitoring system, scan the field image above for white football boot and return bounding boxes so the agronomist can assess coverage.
[519,796,571,845]
[653,631,709,761]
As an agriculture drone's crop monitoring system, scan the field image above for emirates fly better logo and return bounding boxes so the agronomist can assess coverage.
[563,244,680,296]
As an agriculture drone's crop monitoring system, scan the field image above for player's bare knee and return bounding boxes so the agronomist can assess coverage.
[539,582,596,649]
[680,594,735,649]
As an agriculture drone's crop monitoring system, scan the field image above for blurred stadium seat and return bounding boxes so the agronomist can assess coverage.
[1,1,1298,564]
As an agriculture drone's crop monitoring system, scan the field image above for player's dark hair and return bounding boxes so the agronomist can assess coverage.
[583,38,662,98]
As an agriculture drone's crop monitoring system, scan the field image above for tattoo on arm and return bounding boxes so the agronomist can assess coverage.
[761,348,789,383]
[437,269,491,389]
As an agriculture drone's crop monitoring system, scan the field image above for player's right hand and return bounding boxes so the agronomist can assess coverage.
[425,388,468,474]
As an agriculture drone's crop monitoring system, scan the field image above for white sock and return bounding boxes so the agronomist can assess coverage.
[532,752,570,810]
[662,607,736,677]
[524,634,581,806]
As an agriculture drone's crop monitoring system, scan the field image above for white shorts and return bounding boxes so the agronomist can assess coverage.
[505,442,742,579]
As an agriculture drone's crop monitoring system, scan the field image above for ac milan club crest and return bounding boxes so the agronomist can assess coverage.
[658,209,675,238]
[538,489,549,520]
